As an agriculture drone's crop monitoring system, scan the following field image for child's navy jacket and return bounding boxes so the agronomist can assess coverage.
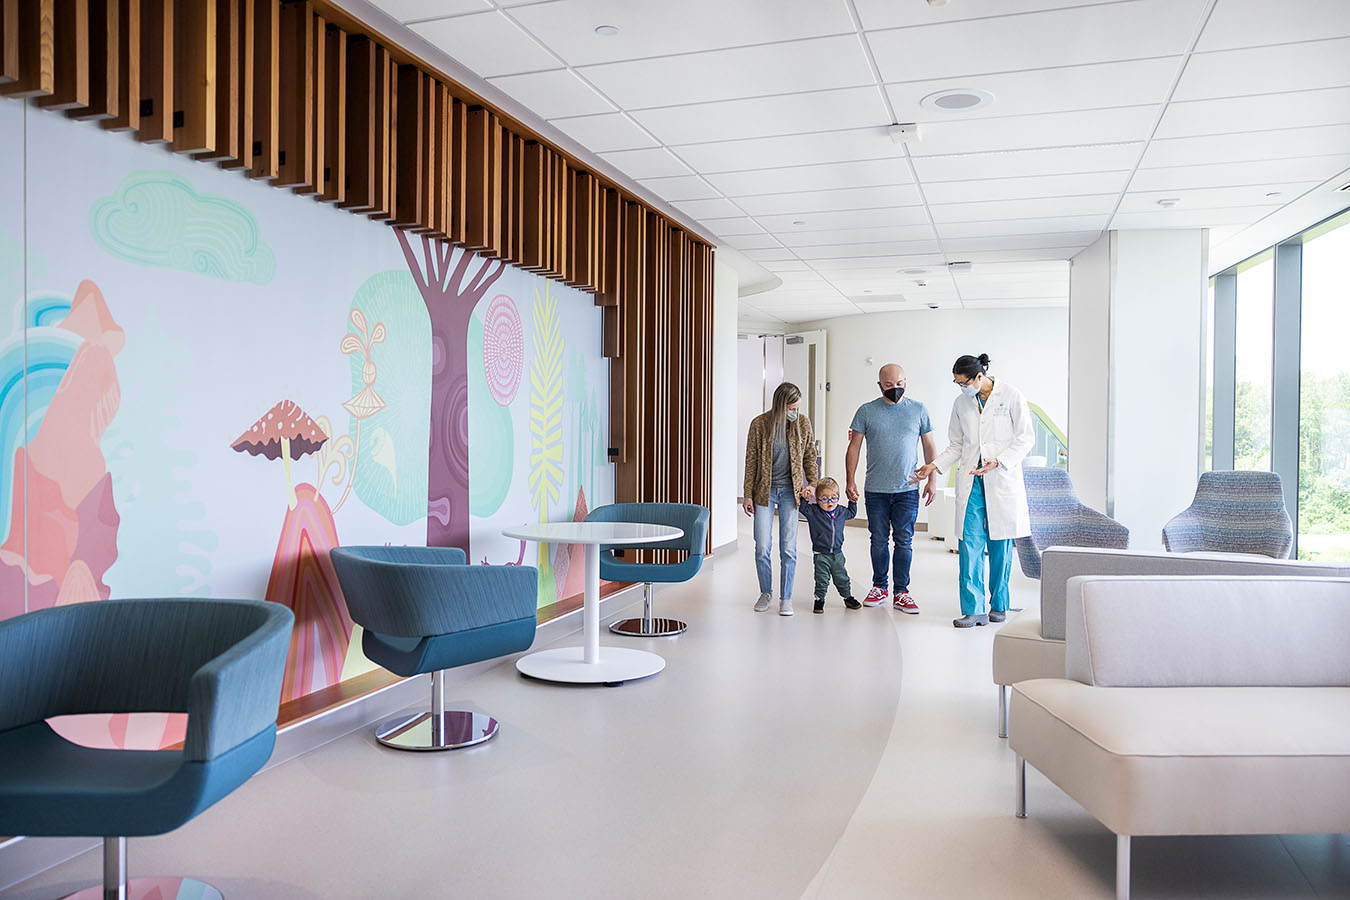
[800,500,858,554]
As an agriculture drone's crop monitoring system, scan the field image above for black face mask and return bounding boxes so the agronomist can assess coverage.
[883,386,905,403]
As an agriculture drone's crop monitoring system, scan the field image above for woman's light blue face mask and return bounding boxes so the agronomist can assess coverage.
[956,378,979,398]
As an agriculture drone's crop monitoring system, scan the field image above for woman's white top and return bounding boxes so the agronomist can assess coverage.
[930,378,1037,541]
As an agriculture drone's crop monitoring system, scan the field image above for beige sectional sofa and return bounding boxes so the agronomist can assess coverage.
[1009,575,1350,900]
[992,546,1350,736]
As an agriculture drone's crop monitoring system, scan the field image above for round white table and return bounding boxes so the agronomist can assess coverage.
[504,521,683,684]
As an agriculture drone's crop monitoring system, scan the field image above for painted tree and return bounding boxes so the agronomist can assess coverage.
[395,232,506,550]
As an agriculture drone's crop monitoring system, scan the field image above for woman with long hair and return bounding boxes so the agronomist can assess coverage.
[743,382,818,616]
[912,354,1035,627]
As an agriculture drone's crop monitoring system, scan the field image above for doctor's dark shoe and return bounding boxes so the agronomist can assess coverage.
[953,614,990,628]
[843,596,861,610]
[989,609,1007,623]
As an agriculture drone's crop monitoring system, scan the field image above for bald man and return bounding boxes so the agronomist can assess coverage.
[845,364,937,613]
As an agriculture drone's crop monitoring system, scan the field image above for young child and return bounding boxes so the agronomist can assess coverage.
[800,477,861,614]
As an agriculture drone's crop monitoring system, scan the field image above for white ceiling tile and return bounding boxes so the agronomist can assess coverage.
[809,254,948,271]
[1119,184,1316,214]
[635,175,722,202]
[961,298,1068,308]
[736,184,924,215]
[1154,88,1350,140]
[596,147,693,179]
[885,58,1178,122]
[761,260,813,272]
[1174,39,1350,101]
[936,216,1109,238]
[911,144,1143,182]
[410,11,558,78]
[794,240,941,259]
[755,206,932,232]
[722,233,788,251]
[855,0,1124,30]
[953,260,1069,278]
[671,197,748,219]
[632,87,889,146]
[922,171,1130,204]
[943,233,1101,252]
[773,271,834,285]
[487,69,616,118]
[706,159,915,197]
[777,224,937,247]
[867,0,1205,82]
[507,0,856,66]
[929,195,1118,223]
[578,35,875,108]
[908,106,1158,157]
[1140,125,1350,168]
[548,113,659,152]
[739,248,801,262]
[1128,156,1350,191]
[703,217,766,237]
[675,129,903,173]
[371,0,490,24]
[954,247,1084,262]
[1195,0,1350,52]
[1109,206,1280,229]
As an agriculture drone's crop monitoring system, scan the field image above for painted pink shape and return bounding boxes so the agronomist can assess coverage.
[560,487,588,601]
[482,294,524,407]
[59,280,126,354]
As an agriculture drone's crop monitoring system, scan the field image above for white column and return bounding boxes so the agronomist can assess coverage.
[1069,230,1209,547]
[711,259,741,549]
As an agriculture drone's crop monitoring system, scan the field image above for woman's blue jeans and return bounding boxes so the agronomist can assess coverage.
[754,486,799,599]
[959,475,1012,615]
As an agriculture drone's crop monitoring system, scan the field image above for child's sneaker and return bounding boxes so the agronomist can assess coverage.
[893,591,919,614]
[862,586,888,607]
[779,597,794,616]
[843,596,861,610]
[813,597,825,614]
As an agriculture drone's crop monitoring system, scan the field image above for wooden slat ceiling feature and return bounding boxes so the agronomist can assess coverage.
[3,0,716,534]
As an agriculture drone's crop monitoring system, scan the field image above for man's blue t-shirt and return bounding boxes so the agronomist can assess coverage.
[849,397,934,494]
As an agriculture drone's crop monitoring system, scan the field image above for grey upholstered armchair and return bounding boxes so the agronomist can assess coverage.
[1161,470,1293,558]
[1014,467,1129,579]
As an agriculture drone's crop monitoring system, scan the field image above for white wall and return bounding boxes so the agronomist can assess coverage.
[711,259,741,549]
[1068,233,1113,511]
[798,306,1069,524]
[1109,230,1206,547]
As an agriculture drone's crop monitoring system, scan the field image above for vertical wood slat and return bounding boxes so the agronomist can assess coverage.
[336,33,374,210]
[446,97,466,243]
[366,45,394,220]
[571,170,594,290]
[70,0,115,119]
[464,106,502,254]
[317,21,344,202]
[415,74,436,233]
[294,7,324,194]
[425,79,447,234]
[499,128,514,259]
[101,0,136,130]
[391,64,422,227]
[194,0,235,158]
[273,0,311,187]
[170,0,214,154]
[520,141,544,271]
[136,0,170,141]
[38,0,88,110]
[248,0,277,178]
[512,133,526,265]
[0,0,54,97]
[217,0,249,166]
[0,0,19,85]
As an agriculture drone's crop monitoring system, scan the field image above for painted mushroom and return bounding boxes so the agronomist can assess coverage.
[232,400,328,509]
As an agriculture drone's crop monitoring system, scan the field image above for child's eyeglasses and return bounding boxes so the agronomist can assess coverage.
[818,495,839,504]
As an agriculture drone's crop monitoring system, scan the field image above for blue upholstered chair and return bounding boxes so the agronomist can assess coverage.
[329,546,538,751]
[585,503,710,637]
[1162,470,1294,558]
[0,597,292,900]
[1014,467,1130,579]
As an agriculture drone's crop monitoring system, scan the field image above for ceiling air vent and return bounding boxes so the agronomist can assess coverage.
[1336,181,1350,193]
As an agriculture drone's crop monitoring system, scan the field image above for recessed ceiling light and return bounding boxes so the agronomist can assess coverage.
[920,88,995,112]
[900,268,927,275]
[594,24,619,36]
[792,220,806,226]
[1265,191,1283,199]
[1157,198,1182,209]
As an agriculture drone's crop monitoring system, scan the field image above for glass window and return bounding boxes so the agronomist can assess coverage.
[1233,251,1274,470]
[1297,212,1350,561]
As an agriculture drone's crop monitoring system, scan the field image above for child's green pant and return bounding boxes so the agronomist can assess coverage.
[813,552,852,599]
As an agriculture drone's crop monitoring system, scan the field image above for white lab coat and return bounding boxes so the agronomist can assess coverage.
[931,378,1037,541]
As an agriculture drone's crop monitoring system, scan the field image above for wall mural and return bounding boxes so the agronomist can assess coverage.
[3,97,613,749]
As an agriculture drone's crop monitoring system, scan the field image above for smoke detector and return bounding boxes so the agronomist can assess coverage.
[888,123,922,144]
[947,261,973,273]
[1157,198,1182,209]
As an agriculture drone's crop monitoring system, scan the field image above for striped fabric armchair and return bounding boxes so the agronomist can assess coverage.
[1162,470,1293,558]
[1014,467,1130,579]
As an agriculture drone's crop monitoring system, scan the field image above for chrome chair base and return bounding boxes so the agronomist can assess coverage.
[374,710,499,751]
[67,877,222,900]
[609,616,687,637]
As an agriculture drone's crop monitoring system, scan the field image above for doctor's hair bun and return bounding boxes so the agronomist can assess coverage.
[977,353,991,369]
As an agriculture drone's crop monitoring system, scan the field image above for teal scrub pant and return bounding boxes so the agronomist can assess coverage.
[959,475,1012,616]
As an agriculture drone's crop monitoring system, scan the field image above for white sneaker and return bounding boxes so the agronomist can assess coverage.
[779,598,794,616]
[754,593,772,612]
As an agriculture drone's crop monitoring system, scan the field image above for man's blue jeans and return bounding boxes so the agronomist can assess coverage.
[754,486,799,600]
[865,489,919,592]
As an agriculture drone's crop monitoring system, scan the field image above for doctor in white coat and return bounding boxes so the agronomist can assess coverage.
[911,353,1036,628]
